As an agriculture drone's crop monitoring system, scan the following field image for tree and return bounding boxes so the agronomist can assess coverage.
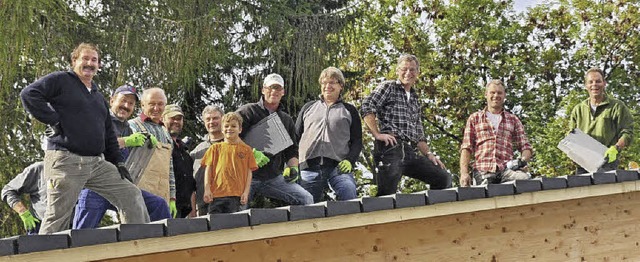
[0,0,349,237]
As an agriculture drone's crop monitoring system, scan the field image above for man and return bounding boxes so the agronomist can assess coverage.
[20,43,149,234]
[2,162,46,234]
[191,105,225,216]
[236,73,313,206]
[296,67,362,202]
[73,85,171,228]
[361,54,452,196]
[163,104,196,218]
[459,80,533,186]
[129,87,178,218]
[569,68,633,174]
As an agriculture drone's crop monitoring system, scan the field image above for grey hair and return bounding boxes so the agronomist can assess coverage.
[141,87,167,103]
[396,54,420,69]
[201,105,224,118]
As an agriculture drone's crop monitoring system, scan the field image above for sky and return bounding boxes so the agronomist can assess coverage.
[513,0,546,12]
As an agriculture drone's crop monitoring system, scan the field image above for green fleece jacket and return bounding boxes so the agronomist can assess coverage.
[569,95,634,147]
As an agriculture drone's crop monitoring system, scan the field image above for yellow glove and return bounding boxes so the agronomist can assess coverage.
[338,160,352,173]
[123,133,147,147]
[283,166,299,183]
[19,210,40,231]
[604,145,619,163]
[169,200,177,218]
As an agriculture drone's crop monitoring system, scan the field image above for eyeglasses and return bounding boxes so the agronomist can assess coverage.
[264,85,284,91]
[321,81,339,86]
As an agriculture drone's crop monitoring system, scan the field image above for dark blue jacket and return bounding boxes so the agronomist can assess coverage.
[110,112,133,160]
[20,71,121,164]
[236,97,298,181]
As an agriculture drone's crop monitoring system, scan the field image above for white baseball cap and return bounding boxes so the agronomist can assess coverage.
[263,73,284,88]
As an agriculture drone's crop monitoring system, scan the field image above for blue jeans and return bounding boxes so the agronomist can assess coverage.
[300,165,357,203]
[73,189,170,229]
[373,140,452,196]
[248,175,313,206]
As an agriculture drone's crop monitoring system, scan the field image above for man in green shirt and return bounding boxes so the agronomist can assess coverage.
[569,68,634,174]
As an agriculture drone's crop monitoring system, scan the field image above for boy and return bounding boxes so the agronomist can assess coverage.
[202,112,258,213]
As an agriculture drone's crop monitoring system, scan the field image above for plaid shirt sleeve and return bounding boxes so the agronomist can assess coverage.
[460,114,476,152]
[509,113,532,153]
[360,82,388,117]
[361,81,426,143]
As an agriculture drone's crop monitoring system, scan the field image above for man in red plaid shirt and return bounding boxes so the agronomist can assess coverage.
[459,80,533,186]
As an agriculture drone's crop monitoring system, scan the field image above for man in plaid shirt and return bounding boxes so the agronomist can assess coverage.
[459,80,533,186]
[361,54,452,196]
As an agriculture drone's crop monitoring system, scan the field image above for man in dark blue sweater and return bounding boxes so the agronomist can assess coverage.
[20,43,150,234]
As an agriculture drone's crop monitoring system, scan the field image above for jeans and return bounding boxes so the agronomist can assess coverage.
[73,189,170,229]
[40,150,149,234]
[248,175,313,206]
[472,169,531,185]
[208,196,241,214]
[300,164,357,203]
[373,140,452,196]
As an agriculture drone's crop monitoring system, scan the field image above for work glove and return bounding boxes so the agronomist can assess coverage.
[116,162,133,183]
[123,133,147,147]
[169,200,177,218]
[45,123,62,137]
[19,210,40,231]
[283,166,299,183]
[604,145,619,163]
[338,160,352,173]
[253,149,270,168]
[506,158,527,171]
[147,134,159,148]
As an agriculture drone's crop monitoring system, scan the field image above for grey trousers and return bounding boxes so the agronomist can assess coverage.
[40,150,150,234]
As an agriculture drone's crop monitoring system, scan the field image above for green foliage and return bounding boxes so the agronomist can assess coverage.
[336,0,640,187]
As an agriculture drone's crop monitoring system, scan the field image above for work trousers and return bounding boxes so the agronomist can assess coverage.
[373,140,452,196]
[39,150,149,234]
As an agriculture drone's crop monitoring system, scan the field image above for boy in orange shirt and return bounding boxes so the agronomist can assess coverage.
[202,112,258,213]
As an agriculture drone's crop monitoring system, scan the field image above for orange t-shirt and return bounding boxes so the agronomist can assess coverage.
[201,142,258,198]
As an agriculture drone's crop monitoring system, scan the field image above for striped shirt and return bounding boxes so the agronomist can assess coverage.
[461,108,532,172]
[360,80,426,143]
[129,113,176,198]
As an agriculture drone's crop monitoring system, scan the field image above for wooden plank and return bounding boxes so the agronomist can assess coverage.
[99,190,640,261]
[3,181,640,261]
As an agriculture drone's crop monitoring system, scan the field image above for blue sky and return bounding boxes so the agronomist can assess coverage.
[513,0,545,12]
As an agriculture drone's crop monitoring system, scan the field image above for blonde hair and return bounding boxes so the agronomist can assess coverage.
[222,112,243,126]
[318,67,345,86]
[585,68,605,82]
[486,79,505,90]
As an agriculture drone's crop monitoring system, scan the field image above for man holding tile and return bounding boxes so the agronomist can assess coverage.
[459,80,533,186]
[569,68,633,174]
[73,85,171,228]
[236,73,313,206]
